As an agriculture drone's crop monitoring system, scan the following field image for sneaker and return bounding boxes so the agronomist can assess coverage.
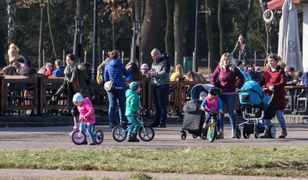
[231,129,236,138]
[217,131,224,139]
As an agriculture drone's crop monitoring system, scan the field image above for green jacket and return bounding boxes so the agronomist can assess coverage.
[125,89,140,116]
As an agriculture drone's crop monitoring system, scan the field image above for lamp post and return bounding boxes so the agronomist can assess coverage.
[73,0,83,59]
[193,0,211,72]
[92,0,98,80]
[130,0,142,64]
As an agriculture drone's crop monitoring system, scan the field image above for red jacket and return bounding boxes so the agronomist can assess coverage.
[259,66,286,110]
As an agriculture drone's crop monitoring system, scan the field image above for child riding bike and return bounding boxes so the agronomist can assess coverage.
[200,87,224,139]
[73,92,97,145]
[125,81,142,142]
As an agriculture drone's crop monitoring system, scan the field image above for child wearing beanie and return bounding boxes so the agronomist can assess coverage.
[72,92,97,145]
[125,81,142,142]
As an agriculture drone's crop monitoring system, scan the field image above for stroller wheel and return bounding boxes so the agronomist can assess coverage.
[181,131,187,140]
[269,125,276,138]
[200,129,207,140]
[243,132,250,139]
[192,134,198,139]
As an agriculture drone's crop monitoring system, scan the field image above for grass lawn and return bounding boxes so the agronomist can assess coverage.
[0,146,307,177]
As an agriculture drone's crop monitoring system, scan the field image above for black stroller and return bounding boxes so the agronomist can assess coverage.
[238,80,276,139]
[180,84,214,140]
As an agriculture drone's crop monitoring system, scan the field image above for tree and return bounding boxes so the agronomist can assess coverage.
[164,0,174,65]
[217,0,224,55]
[173,0,186,65]
[7,0,16,44]
[140,0,164,65]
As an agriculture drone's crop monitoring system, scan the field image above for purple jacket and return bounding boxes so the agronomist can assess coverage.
[210,66,244,94]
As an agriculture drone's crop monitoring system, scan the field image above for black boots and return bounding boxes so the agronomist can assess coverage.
[279,128,287,138]
[260,129,271,138]
[128,133,139,142]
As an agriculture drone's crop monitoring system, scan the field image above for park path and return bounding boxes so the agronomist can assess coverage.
[0,123,307,179]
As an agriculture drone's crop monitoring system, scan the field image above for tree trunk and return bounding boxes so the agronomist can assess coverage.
[242,0,253,39]
[165,0,174,66]
[204,0,215,72]
[217,0,224,55]
[173,0,186,65]
[38,3,44,68]
[140,0,164,65]
[47,0,57,59]
[7,0,16,44]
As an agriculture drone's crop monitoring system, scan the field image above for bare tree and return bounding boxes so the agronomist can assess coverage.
[7,0,16,44]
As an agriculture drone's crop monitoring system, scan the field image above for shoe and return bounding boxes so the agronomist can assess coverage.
[231,129,236,138]
[217,131,224,139]
[260,129,271,138]
[89,141,96,145]
[279,128,287,138]
[128,133,139,142]
[81,141,88,145]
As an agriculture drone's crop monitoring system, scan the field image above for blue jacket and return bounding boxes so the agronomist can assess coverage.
[52,66,65,77]
[104,59,130,88]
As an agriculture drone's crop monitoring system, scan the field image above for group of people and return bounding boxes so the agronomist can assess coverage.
[1,42,295,142]
[201,53,288,139]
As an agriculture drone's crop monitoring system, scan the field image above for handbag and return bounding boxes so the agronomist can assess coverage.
[104,68,118,92]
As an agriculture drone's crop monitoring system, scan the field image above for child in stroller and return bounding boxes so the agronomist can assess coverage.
[181,84,214,140]
[238,80,276,139]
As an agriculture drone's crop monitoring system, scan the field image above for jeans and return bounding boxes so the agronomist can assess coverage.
[79,121,96,143]
[152,84,169,126]
[127,115,142,134]
[263,110,286,129]
[107,89,127,128]
[220,94,237,130]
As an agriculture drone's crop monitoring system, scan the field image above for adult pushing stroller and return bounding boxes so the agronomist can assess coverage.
[180,84,214,140]
[238,80,276,138]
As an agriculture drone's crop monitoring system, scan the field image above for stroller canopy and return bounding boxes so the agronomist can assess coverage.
[190,84,214,101]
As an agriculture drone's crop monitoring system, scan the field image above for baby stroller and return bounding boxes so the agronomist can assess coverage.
[180,84,214,140]
[238,80,276,139]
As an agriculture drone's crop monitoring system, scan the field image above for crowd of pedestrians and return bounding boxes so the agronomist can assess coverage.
[3,40,308,140]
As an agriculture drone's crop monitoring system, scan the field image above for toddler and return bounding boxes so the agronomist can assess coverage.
[73,92,97,145]
[200,88,224,138]
[125,81,142,142]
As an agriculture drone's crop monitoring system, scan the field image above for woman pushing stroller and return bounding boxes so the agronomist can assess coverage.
[259,54,287,138]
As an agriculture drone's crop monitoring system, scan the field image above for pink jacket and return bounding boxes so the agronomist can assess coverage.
[77,97,95,123]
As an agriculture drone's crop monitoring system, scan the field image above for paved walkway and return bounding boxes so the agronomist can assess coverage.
[0,123,307,179]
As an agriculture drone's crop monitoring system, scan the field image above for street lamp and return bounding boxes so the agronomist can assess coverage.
[130,0,142,64]
[73,0,83,59]
[92,0,98,80]
[193,0,211,72]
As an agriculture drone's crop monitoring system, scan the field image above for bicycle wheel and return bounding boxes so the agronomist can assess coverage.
[95,130,104,145]
[139,126,155,142]
[207,125,216,143]
[112,125,127,142]
[71,131,86,145]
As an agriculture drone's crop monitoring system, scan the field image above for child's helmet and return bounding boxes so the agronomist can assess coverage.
[73,92,83,103]
[209,88,218,96]
[129,81,140,91]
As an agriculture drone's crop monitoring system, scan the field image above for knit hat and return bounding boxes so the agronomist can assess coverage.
[129,81,140,91]
[73,93,83,103]
[141,63,149,70]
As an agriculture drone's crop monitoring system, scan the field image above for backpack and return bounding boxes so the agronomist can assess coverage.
[96,59,110,87]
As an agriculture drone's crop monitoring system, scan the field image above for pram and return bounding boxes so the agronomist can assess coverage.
[238,80,276,139]
[180,84,214,140]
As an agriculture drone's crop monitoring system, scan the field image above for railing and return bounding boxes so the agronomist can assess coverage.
[0,75,304,117]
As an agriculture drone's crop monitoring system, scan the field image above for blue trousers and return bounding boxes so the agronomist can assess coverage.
[263,110,286,129]
[79,121,96,143]
[220,94,237,130]
[107,89,127,128]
